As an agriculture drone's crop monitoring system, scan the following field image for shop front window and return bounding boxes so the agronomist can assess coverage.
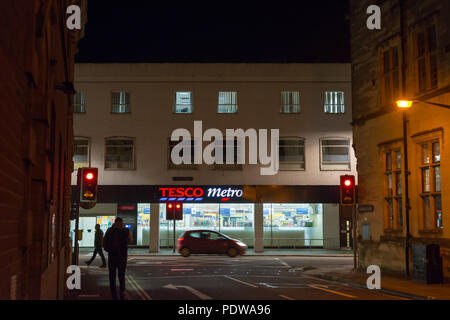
[137,204,151,246]
[159,203,254,248]
[263,203,323,248]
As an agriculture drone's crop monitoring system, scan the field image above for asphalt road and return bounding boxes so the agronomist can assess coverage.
[68,254,408,300]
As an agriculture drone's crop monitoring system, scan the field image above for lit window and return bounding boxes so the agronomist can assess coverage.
[383,149,403,230]
[280,91,300,113]
[324,91,345,113]
[105,137,135,170]
[218,92,238,113]
[320,138,350,170]
[74,92,86,113]
[175,91,193,114]
[419,140,442,229]
[111,92,130,113]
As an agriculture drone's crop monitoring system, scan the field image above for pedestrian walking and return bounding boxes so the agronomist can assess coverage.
[103,217,132,300]
[85,224,106,267]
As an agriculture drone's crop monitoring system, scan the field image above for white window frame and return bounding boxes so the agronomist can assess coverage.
[73,137,90,170]
[74,92,86,113]
[111,91,131,114]
[320,138,351,171]
[324,91,345,114]
[104,137,135,170]
[174,91,193,114]
[218,91,238,113]
[279,137,305,171]
[280,91,300,113]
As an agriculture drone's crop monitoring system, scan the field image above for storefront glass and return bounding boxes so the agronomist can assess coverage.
[263,203,323,248]
[159,203,254,248]
[137,203,151,245]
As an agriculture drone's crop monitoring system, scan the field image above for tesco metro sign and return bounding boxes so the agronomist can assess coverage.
[158,186,244,202]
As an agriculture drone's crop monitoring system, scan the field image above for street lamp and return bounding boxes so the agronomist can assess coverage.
[396,99,450,109]
[396,98,450,277]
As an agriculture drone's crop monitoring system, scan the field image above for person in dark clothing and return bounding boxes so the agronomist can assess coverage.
[103,217,132,300]
[85,224,106,267]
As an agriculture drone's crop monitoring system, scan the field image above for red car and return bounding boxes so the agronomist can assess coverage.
[177,230,247,257]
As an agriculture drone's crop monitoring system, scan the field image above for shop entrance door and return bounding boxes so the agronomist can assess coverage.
[339,206,353,248]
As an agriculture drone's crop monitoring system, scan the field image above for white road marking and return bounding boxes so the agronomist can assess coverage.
[170,268,194,271]
[223,275,258,288]
[275,258,291,268]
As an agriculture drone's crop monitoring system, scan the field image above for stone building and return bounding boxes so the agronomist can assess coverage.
[0,1,86,299]
[350,0,450,279]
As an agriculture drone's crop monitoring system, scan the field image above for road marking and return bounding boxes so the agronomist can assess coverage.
[78,294,100,298]
[309,284,357,299]
[126,275,145,300]
[223,275,258,288]
[164,284,212,300]
[258,282,278,288]
[279,294,295,300]
[126,275,152,300]
[275,258,291,268]
[171,268,194,271]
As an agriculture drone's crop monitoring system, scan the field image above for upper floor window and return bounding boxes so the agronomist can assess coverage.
[218,92,238,113]
[111,92,131,113]
[320,138,351,170]
[419,140,442,230]
[415,24,438,93]
[167,139,196,169]
[380,46,400,105]
[175,91,193,114]
[105,137,135,170]
[279,137,305,170]
[324,91,345,113]
[383,148,403,230]
[73,137,90,170]
[280,91,300,113]
[74,92,86,113]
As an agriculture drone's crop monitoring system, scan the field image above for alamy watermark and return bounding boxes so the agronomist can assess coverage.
[170,121,279,175]
[366,265,381,289]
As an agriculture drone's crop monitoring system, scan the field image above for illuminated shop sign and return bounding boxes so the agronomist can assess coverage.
[158,186,244,203]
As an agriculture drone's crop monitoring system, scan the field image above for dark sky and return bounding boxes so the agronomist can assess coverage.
[75,1,350,63]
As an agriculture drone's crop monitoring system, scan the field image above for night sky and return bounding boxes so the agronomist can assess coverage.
[75,1,350,63]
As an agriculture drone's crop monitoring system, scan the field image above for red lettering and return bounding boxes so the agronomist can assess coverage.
[194,188,204,197]
[176,187,185,197]
[169,188,177,197]
[185,188,194,197]
[159,188,169,197]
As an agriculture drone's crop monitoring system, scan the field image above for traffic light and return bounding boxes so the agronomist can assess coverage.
[80,167,98,203]
[166,202,183,220]
[340,175,356,206]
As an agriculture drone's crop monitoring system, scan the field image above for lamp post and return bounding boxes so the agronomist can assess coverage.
[395,99,450,277]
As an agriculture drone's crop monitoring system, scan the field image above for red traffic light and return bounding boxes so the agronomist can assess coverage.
[168,203,173,209]
[340,175,356,206]
[85,172,94,180]
[176,204,181,209]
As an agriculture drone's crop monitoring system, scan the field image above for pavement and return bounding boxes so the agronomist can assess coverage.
[70,248,450,300]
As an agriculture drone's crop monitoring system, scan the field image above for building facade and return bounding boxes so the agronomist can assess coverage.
[72,63,356,252]
[350,0,450,279]
[0,0,86,299]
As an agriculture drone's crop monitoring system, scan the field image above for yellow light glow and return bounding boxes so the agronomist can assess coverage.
[396,100,413,108]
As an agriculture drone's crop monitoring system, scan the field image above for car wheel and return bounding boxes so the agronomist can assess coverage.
[227,247,238,257]
[180,247,191,257]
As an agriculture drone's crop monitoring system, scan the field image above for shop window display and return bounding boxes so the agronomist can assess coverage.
[159,203,254,248]
[263,203,323,248]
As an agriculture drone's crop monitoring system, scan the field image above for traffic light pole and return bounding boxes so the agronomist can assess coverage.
[173,219,176,253]
[353,204,357,270]
[72,175,81,266]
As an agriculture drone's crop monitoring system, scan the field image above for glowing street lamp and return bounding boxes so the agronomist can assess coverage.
[396,100,413,108]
